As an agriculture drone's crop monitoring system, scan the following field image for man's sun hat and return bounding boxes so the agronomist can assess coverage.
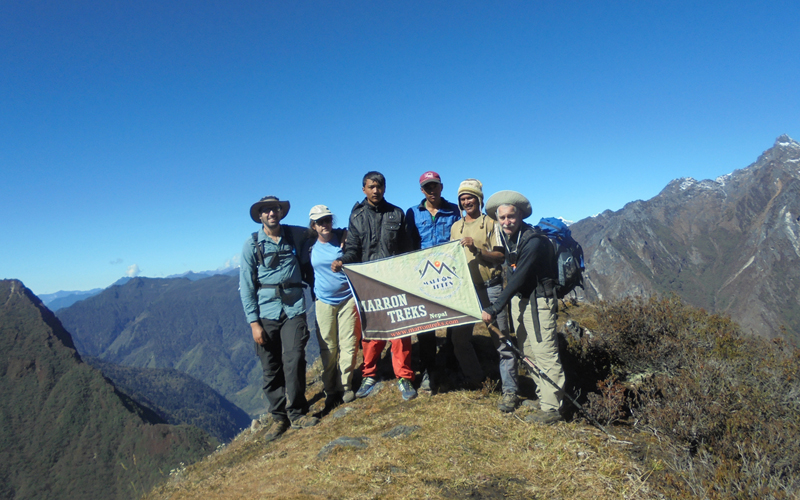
[485,190,532,220]
[419,171,442,186]
[456,178,484,210]
[250,196,290,223]
[309,204,334,221]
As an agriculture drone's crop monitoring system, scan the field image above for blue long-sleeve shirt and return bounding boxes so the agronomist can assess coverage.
[239,225,308,323]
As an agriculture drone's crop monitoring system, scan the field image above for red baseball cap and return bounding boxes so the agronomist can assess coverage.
[419,171,442,186]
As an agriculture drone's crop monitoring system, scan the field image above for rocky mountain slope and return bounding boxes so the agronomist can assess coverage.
[571,135,800,341]
[0,279,216,500]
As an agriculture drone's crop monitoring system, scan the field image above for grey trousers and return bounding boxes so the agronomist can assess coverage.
[451,284,518,392]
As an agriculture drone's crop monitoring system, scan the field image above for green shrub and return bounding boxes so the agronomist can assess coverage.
[569,296,800,499]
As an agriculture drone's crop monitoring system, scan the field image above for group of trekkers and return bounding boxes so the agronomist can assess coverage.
[239,171,567,443]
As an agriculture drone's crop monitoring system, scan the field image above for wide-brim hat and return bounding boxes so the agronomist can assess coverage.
[485,190,532,220]
[250,196,290,223]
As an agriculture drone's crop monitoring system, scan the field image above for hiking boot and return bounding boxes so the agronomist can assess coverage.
[497,392,518,413]
[525,410,564,425]
[342,390,355,403]
[263,417,290,442]
[290,414,319,429]
[419,370,433,392]
[398,378,417,401]
[355,377,378,398]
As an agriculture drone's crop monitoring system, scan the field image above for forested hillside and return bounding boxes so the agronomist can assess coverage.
[0,280,216,500]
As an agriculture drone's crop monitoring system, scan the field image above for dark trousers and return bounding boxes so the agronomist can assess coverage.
[255,312,309,421]
[417,327,452,374]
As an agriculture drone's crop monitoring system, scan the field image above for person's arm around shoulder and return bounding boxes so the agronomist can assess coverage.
[405,206,421,251]
[333,211,361,271]
[480,218,505,265]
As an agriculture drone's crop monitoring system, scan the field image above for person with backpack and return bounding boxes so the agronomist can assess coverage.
[304,205,360,409]
[239,195,319,443]
[481,191,566,424]
[331,172,417,401]
[405,171,461,393]
[449,179,519,407]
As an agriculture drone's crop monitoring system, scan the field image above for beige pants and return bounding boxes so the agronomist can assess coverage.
[315,296,361,394]
[511,296,565,412]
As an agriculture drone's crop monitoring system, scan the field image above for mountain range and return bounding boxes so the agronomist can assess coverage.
[0,279,216,500]
[40,267,237,312]
[56,274,320,418]
[570,134,800,342]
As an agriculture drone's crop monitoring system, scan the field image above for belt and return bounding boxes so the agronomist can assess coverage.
[476,275,502,289]
[256,281,305,292]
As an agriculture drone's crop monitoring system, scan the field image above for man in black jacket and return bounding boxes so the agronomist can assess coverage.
[481,191,565,424]
[331,172,416,401]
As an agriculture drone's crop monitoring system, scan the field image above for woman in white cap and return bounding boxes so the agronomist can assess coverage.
[306,205,360,407]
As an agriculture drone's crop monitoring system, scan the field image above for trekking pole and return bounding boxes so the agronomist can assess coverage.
[486,323,618,440]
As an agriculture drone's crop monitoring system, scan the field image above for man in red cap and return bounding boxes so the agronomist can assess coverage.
[405,171,461,392]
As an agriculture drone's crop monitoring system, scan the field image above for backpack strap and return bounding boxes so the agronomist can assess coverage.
[251,232,264,291]
[251,228,304,292]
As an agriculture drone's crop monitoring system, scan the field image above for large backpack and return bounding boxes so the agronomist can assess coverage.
[536,217,585,299]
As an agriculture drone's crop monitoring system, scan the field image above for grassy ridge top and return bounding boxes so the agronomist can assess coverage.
[147,297,800,499]
[147,381,650,499]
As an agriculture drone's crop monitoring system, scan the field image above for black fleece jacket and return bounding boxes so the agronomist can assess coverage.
[483,223,556,317]
[340,198,411,264]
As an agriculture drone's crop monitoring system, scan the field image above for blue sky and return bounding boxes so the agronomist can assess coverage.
[2,1,798,295]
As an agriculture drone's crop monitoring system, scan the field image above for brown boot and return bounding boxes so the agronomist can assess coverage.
[264,417,290,443]
[524,410,564,425]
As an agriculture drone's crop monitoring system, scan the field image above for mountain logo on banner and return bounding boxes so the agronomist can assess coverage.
[416,253,461,299]
[341,241,483,340]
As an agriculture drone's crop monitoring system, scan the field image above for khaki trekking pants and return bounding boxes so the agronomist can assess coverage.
[511,296,565,413]
[315,296,361,394]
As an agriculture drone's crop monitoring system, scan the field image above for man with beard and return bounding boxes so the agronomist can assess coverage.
[481,191,566,424]
[240,196,319,443]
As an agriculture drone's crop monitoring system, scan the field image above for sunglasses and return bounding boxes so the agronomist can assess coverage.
[315,217,333,225]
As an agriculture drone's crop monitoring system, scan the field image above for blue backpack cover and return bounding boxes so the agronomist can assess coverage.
[536,217,585,298]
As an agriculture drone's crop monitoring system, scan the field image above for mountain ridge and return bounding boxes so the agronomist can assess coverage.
[571,135,800,340]
[56,275,320,417]
[0,279,216,500]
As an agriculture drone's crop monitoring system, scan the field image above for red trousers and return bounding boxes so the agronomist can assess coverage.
[361,337,414,380]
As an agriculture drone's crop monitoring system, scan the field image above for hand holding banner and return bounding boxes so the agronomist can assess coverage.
[343,241,483,340]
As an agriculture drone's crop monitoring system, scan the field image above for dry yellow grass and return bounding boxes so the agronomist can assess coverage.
[146,348,657,500]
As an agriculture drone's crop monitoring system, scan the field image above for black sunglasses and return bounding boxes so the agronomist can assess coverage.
[315,217,333,225]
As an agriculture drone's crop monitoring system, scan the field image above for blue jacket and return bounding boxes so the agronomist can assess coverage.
[406,198,461,250]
